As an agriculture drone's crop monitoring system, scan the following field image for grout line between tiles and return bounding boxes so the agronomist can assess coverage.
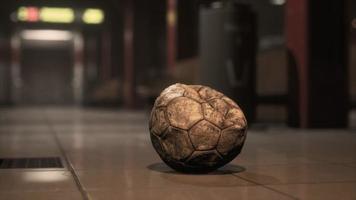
[231,173,299,200]
[260,180,356,186]
[43,109,91,200]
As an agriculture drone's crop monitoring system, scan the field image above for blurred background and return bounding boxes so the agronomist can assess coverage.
[0,0,354,128]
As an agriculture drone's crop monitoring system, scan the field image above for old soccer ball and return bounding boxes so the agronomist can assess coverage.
[149,83,247,173]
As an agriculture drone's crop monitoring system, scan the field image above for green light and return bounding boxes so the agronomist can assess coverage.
[82,8,104,24]
[40,7,74,23]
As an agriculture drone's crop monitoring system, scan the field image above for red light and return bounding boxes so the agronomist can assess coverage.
[27,7,39,22]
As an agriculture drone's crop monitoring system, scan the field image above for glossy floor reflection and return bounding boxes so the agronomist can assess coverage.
[0,107,355,200]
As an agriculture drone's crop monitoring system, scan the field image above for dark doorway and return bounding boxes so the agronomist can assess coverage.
[20,41,74,105]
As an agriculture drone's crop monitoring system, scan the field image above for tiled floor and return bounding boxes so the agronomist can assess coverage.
[0,107,355,200]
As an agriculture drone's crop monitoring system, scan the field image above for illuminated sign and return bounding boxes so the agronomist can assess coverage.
[16,7,104,25]
[40,7,74,23]
[21,30,73,41]
[82,9,104,24]
[17,7,39,22]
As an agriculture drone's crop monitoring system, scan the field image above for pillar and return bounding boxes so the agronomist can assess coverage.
[122,0,135,108]
[286,0,350,128]
[166,0,177,74]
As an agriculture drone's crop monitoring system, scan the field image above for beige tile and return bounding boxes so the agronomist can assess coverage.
[57,132,149,151]
[233,129,356,165]
[232,150,322,166]
[0,133,61,157]
[0,148,61,158]
[0,125,51,134]
[184,187,295,200]
[270,182,356,200]
[59,138,157,170]
[88,189,193,200]
[0,171,78,192]
[67,152,160,170]
[236,163,356,185]
[77,168,254,190]
[88,187,293,200]
[0,191,82,200]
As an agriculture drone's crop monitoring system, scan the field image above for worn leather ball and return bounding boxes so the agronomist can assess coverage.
[149,83,247,173]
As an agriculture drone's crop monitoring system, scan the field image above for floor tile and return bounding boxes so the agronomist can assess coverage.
[88,187,294,200]
[233,129,356,165]
[0,191,82,200]
[77,168,254,190]
[270,182,356,200]
[0,132,60,157]
[0,170,78,192]
[235,163,356,185]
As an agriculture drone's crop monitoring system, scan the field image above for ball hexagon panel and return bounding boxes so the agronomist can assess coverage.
[161,126,194,161]
[222,96,239,108]
[150,107,169,136]
[166,97,203,130]
[186,150,222,167]
[223,107,247,129]
[190,85,203,92]
[236,128,247,146]
[198,86,223,101]
[161,83,186,94]
[183,86,203,103]
[150,133,166,158]
[189,120,220,151]
[217,125,244,156]
[209,98,229,116]
[201,103,224,128]
[154,84,185,107]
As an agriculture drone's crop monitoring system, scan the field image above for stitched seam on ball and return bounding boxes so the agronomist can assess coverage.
[183,91,203,104]
[214,128,223,151]
[186,119,204,151]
